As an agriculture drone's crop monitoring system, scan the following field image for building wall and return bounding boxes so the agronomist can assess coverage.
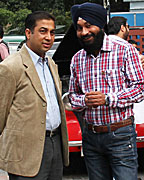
[111,12,144,26]
[123,0,144,12]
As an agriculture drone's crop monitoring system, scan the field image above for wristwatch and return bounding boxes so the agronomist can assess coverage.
[105,95,110,106]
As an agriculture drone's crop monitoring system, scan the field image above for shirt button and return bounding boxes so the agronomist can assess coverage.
[4,159,8,163]
[129,144,132,148]
[42,103,46,107]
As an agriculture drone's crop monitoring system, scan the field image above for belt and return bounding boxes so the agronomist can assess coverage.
[87,118,133,133]
[46,127,60,137]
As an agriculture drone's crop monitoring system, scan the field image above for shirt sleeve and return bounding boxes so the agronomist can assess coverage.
[0,43,9,60]
[0,64,16,134]
[68,57,86,111]
[108,46,144,108]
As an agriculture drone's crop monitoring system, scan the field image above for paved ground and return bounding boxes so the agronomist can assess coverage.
[0,152,144,180]
[1,169,144,180]
[0,170,9,180]
[0,169,88,180]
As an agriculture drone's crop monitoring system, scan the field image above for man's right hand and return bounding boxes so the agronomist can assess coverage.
[85,91,106,108]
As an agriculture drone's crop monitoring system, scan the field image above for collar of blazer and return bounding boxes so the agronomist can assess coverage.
[47,56,62,100]
[20,46,47,102]
[19,46,61,103]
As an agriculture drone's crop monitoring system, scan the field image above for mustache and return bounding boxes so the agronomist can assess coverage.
[81,33,94,40]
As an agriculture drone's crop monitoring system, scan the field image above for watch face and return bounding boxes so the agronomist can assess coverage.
[105,96,109,106]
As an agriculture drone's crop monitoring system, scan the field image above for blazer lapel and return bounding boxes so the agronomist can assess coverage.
[48,57,61,97]
[20,46,47,102]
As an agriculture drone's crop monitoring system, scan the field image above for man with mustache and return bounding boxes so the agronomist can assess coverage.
[68,2,144,180]
[0,11,69,180]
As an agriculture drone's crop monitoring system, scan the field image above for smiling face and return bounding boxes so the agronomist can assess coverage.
[25,19,55,58]
[76,18,104,55]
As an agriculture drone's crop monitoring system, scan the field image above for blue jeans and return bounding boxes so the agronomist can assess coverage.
[82,124,138,180]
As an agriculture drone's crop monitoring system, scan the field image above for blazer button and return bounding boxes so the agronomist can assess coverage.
[42,103,46,107]
[41,120,45,124]
[40,136,43,141]
[4,159,8,163]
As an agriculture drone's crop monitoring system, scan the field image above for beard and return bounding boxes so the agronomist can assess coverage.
[123,30,129,40]
[78,29,104,55]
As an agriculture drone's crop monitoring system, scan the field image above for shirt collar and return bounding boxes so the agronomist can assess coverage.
[24,44,48,66]
[24,44,40,66]
[108,35,127,43]
[101,33,113,52]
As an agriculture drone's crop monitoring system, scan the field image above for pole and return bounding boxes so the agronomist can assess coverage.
[103,0,107,8]
[107,0,111,22]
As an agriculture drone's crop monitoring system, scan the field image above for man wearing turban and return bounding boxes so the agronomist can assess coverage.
[68,2,144,180]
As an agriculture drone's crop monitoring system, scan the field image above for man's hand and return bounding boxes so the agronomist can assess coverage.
[85,91,106,108]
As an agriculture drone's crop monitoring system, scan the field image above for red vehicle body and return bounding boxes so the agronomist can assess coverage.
[136,124,144,148]
[65,110,82,153]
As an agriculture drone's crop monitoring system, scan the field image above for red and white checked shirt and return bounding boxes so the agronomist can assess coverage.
[69,34,144,125]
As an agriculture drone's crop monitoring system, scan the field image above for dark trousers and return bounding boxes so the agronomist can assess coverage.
[9,134,63,180]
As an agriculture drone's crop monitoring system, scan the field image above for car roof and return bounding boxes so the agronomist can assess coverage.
[3,35,26,43]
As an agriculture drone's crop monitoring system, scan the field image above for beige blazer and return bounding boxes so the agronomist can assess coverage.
[0,46,69,177]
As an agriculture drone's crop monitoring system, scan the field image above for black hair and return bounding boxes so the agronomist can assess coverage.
[107,16,127,35]
[128,39,137,45]
[0,25,4,38]
[25,11,55,33]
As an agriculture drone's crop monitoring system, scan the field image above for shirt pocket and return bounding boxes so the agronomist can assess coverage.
[103,69,125,92]
[0,129,23,162]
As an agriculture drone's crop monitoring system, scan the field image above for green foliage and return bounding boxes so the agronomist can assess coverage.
[10,9,32,35]
[4,0,30,12]
[0,0,129,35]
[0,8,14,30]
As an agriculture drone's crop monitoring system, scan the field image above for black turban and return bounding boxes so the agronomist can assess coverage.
[71,2,107,29]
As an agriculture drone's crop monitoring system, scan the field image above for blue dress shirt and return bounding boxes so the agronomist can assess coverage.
[25,44,61,130]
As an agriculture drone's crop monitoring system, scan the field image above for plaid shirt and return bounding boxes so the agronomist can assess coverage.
[69,34,144,125]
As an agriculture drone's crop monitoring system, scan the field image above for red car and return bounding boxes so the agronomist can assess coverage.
[62,93,83,154]
[65,110,82,153]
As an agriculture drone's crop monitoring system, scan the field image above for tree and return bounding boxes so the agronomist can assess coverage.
[2,0,30,12]
[0,8,14,31]
[0,0,130,35]
[10,8,32,35]
[0,0,31,34]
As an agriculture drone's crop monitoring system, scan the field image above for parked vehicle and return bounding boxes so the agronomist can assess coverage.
[3,34,64,55]
[3,35,25,54]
